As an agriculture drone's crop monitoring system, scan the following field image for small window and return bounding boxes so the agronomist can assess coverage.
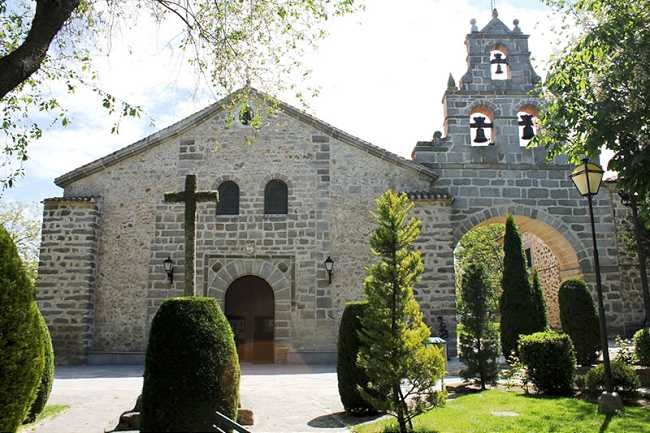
[239,105,253,126]
[525,248,533,268]
[490,46,509,80]
[469,107,495,146]
[518,106,539,147]
[264,180,288,214]
[217,181,239,215]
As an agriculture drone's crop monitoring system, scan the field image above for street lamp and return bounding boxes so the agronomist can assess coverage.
[618,190,650,327]
[324,256,334,284]
[570,158,623,413]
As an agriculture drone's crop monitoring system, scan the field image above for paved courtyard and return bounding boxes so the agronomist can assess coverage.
[22,364,381,433]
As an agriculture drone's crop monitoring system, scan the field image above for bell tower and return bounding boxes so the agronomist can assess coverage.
[413,9,555,166]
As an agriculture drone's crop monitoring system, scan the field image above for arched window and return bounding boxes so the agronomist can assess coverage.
[264,180,288,214]
[216,181,239,215]
[490,45,509,80]
[469,106,495,146]
[517,105,540,147]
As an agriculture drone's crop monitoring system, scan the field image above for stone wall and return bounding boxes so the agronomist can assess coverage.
[37,197,99,364]
[523,232,561,329]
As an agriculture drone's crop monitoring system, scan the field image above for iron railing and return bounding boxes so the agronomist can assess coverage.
[213,411,252,433]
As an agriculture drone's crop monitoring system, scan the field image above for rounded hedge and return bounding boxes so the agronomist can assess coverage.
[141,297,240,432]
[24,308,55,424]
[582,359,640,396]
[519,331,576,396]
[633,328,650,366]
[0,225,45,433]
[337,301,377,416]
[558,279,600,366]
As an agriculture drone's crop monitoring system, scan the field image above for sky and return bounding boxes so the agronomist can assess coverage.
[3,0,565,203]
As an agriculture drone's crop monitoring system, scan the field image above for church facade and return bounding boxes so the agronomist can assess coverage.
[38,11,644,365]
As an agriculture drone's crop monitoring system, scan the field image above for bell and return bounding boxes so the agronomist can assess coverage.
[495,64,504,75]
[519,114,536,140]
[474,127,488,143]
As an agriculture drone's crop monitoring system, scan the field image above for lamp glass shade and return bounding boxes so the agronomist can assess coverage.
[163,257,174,272]
[324,256,334,272]
[570,161,604,196]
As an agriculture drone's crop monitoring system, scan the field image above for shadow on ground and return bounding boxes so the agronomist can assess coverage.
[308,412,384,429]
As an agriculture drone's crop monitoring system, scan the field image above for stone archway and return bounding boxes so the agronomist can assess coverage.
[226,276,275,363]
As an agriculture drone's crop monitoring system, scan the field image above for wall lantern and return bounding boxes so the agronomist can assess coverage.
[163,256,174,284]
[324,256,334,284]
[570,157,622,414]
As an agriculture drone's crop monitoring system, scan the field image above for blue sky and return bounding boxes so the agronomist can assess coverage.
[3,0,562,204]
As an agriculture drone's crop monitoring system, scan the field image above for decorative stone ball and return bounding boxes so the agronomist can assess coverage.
[513,19,520,26]
[470,18,476,25]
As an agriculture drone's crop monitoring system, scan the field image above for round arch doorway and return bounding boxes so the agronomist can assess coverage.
[225,276,275,363]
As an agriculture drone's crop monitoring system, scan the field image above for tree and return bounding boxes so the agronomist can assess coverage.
[538,0,650,217]
[455,224,505,297]
[457,263,499,390]
[0,0,361,188]
[0,201,41,282]
[357,191,445,433]
[530,270,548,331]
[0,225,44,433]
[558,279,600,366]
[499,215,545,358]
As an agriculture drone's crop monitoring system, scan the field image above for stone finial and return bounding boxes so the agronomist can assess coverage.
[433,131,443,142]
[470,18,478,32]
[447,73,457,90]
[492,8,499,18]
[513,18,522,33]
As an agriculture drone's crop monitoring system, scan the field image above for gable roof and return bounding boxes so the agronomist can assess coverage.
[480,16,512,35]
[55,88,437,187]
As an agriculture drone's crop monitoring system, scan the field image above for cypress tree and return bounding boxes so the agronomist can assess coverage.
[530,270,548,331]
[357,191,445,433]
[457,263,499,390]
[0,225,45,433]
[499,215,545,358]
[558,279,600,365]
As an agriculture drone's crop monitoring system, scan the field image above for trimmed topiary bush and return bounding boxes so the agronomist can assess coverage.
[141,297,240,432]
[633,328,650,366]
[24,309,55,424]
[519,331,576,396]
[0,225,45,433]
[558,279,601,366]
[500,215,546,358]
[337,301,377,415]
[581,359,640,396]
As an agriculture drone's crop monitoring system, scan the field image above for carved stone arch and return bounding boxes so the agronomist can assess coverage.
[453,205,587,280]
[260,173,293,195]
[468,100,501,117]
[213,174,244,190]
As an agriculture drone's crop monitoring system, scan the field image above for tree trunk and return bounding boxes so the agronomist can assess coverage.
[395,382,407,433]
[0,0,80,100]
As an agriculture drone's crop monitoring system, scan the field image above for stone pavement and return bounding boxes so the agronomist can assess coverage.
[24,363,463,433]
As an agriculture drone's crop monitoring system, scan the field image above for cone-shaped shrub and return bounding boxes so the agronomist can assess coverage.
[141,297,240,432]
[0,225,45,433]
[530,270,548,331]
[337,301,377,415]
[499,215,546,358]
[24,309,55,424]
[458,263,500,390]
[558,279,600,366]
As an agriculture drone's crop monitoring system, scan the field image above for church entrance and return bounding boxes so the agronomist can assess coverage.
[225,276,275,363]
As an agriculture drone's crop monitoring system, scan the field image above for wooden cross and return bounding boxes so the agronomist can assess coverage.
[164,175,218,296]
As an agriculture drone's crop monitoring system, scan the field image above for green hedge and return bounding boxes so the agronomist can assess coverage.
[519,331,576,396]
[24,309,55,424]
[337,301,377,415]
[0,225,45,433]
[634,328,650,366]
[581,359,640,396]
[141,297,240,432]
[558,279,600,366]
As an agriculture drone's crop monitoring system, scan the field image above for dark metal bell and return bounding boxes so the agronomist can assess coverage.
[519,114,536,140]
[496,64,503,75]
[474,127,488,143]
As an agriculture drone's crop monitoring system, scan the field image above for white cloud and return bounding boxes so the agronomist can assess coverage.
[5,0,565,201]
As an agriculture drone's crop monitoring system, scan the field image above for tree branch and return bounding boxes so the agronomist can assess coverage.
[0,0,81,100]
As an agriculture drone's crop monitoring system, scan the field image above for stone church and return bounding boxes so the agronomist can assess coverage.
[38,10,644,365]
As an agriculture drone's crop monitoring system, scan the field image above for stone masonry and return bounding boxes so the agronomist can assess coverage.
[38,10,645,364]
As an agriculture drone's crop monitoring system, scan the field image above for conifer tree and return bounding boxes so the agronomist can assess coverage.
[457,263,499,390]
[530,270,548,331]
[499,215,545,358]
[358,191,445,433]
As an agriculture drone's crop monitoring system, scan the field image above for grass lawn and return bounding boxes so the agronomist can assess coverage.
[353,390,650,433]
[19,405,69,430]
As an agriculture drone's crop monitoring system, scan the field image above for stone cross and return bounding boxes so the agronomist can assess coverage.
[164,175,218,296]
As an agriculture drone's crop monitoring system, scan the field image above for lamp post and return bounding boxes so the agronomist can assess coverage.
[324,256,334,284]
[570,158,623,414]
[163,256,175,284]
[618,190,650,327]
